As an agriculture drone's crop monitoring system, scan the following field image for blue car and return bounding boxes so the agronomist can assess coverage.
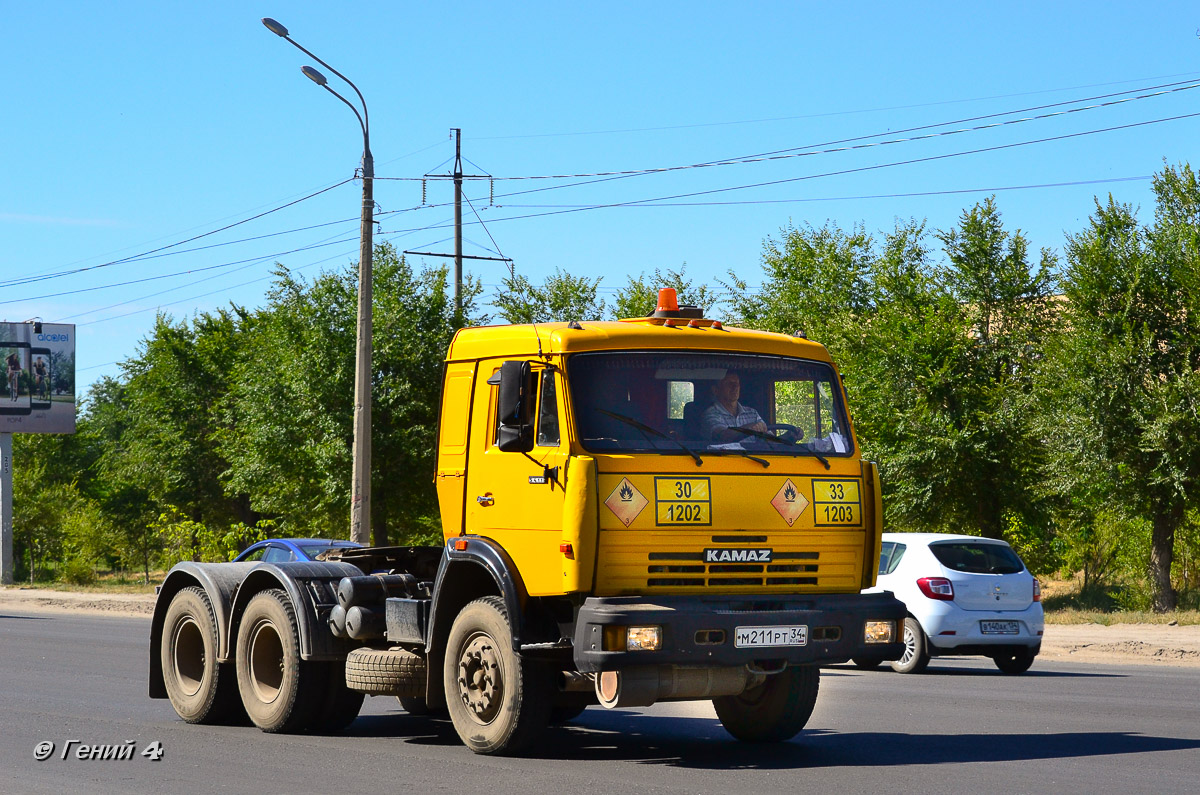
[234,538,363,563]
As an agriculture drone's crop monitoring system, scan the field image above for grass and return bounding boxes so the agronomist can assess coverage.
[1,570,161,594]
[1040,576,1200,625]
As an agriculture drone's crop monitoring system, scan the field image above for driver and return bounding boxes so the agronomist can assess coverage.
[703,371,767,442]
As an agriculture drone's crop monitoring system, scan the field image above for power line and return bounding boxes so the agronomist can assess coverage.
[470,70,1200,140]
[481,175,1153,208]
[378,79,1200,184]
[0,179,356,290]
[2,235,360,306]
[378,112,1200,234]
[71,247,359,328]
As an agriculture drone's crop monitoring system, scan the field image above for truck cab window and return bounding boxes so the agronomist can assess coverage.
[536,370,559,446]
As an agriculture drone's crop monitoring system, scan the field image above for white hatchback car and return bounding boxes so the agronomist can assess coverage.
[858,533,1044,674]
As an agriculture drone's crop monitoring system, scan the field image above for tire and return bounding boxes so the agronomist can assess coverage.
[714,664,820,743]
[160,586,242,724]
[345,647,426,697]
[310,661,365,733]
[549,700,589,725]
[851,657,884,670]
[443,596,554,755]
[235,589,324,733]
[398,696,433,715]
[992,648,1036,675]
[890,617,931,674]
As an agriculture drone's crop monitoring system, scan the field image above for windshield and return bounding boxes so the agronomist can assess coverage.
[568,351,852,457]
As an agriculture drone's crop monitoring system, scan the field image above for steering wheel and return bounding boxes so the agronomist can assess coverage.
[764,423,802,444]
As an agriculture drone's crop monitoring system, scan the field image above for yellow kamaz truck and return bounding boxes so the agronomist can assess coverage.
[149,290,904,755]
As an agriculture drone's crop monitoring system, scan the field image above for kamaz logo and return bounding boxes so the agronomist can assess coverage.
[704,548,772,563]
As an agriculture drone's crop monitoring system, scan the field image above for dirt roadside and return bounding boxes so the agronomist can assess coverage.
[3,586,1199,668]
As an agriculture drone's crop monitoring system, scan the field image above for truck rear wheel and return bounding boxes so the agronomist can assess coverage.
[161,586,241,724]
[713,664,819,743]
[443,596,553,755]
[310,661,365,733]
[235,589,323,733]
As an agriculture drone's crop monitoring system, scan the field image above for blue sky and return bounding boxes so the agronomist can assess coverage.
[3,1,1198,400]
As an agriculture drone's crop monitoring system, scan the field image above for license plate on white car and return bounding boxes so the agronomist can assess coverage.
[980,620,1019,635]
[734,625,808,648]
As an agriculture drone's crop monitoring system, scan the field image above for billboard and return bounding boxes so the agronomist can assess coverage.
[0,322,76,434]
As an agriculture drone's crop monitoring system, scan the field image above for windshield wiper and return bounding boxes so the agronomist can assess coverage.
[596,409,703,466]
[727,427,831,470]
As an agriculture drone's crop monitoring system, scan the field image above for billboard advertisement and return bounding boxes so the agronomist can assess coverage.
[1,322,76,434]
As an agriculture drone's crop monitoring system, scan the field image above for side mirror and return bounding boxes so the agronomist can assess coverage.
[495,360,535,452]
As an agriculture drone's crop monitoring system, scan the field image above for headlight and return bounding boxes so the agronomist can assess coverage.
[602,625,662,651]
[626,626,662,651]
[864,620,895,644]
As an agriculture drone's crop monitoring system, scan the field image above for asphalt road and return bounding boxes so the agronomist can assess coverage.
[2,610,1198,795]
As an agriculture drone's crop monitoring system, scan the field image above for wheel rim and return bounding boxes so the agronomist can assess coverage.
[455,631,503,725]
[899,623,917,666]
[171,617,206,697]
[247,618,284,704]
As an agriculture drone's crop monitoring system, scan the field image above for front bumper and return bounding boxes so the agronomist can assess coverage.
[573,592,906,672]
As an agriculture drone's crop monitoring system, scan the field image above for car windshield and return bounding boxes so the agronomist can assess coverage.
[568,351,851,457]
[929,542,1025,575]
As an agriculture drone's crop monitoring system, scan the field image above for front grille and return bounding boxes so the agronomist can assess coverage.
[598,531,865,594]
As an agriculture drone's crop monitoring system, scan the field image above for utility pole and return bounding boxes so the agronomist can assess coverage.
[453,128,463,322]
[405,129,511,325]
[262,18,374,546]
[1,433,12,585]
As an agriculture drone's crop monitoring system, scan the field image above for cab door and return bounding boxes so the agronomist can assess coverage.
[463,361,570,595]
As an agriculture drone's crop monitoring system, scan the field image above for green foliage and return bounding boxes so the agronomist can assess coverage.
[611,265,721,319]
[493,267,606,323]
[217,243,480,545]
[1042,163,1200,610]
[733,209,1057,556]
[59,557,97,586]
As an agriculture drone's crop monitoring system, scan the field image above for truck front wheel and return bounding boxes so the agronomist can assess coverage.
[713,664,820,743]
[235,589,323,733]
[443,596,553,755]
[161,586,241,724]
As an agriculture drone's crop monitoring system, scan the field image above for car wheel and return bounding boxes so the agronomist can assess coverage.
[850,656,884,670]
[713,664,819,743]
[235,589,324,733]
[992,648,1036,675]
[443,596,553,755]
[890,617,931,674]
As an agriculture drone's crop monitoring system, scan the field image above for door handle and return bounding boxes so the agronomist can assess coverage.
[476,493,494,507]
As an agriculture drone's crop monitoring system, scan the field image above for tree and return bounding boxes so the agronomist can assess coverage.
[1044,164,1200,611]
[611,265,720,319]
[218,244,480,545]
[931,198,1059,541]
[109,307,254,540]
[732,211,1058,560]
[493,267,606,324]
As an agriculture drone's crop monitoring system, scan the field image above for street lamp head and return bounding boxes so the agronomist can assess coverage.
[261,17,289,37]
[301,66,328,87]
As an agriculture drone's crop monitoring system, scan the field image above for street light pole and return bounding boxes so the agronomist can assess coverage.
[263,18,374,545]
